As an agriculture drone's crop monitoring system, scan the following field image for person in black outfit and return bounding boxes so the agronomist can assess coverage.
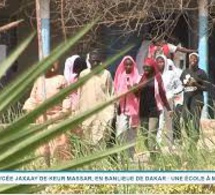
[180,53,208,149]
[173,103,183,142]
[138,58,172,161]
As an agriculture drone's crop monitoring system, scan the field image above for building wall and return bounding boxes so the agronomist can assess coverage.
[0,1,213,80]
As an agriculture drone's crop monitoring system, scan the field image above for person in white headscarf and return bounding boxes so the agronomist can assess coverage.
[63,55,88,156]
[63,55,87,113]
[64,55,80,83]
[156,55,183,152]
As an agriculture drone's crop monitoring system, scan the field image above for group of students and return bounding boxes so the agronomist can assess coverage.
[23,37,208,165]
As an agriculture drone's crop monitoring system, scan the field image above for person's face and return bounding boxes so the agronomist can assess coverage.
[143,64,153,75]
[89,54,101,68]
[52,61,59,71]
[156,57,165,72]
[124,58,133,74]
[189,55,198,68]
[45,61,59,77]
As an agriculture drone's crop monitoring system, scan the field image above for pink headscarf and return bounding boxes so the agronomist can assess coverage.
[114,55,140,126]
[114,56,141,92]
[140,57,159,83]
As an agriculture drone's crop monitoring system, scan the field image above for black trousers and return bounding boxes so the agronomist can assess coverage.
[106,115,117,163]
[182,97,203,144]
[173,104,183,141]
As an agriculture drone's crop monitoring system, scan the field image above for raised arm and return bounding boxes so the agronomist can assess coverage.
[176,46,197,54]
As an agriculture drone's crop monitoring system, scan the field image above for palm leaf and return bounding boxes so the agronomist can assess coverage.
[0,112,70,147]
[0,79,133,167]
[0,45,133,141]
[0,19,97,113]
[0,32,35,80]
[0,156,39,170]
[0,18,137,194]
[0,143,134,193]
[51,143,134,170]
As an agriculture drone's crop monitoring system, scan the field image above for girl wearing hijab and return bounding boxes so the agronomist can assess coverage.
[138,58,173,161]
[156,55,183,151]
[114,56,141,159]
[64,55,80,83]
[180,53,208,150]
[63,55,87,157]
[63,55,87,113]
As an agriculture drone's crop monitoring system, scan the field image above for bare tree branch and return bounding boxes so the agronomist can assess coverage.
[2,0,215,52]
[0,19,24,32]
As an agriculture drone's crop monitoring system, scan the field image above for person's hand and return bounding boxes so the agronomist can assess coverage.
[189,77,197,86]
[192,49,198,53]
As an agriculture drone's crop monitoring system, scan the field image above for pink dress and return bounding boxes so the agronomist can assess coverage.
[114,56,141,127]
[62,74,79,113]
[23,75,71,161]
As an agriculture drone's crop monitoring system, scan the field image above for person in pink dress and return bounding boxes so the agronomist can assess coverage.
[23,61,71,166]
[114,55,141,160]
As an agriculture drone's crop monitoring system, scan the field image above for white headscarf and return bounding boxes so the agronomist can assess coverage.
[156,54,168,73]
[189,52,199,59]
[167,59,176,71]
[64,55,80,83]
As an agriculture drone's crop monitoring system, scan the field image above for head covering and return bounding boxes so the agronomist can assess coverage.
[166,59,182,76]
[64,55,80,83]
[167,59,175,70]
[140,57,159,83]
[189,52,199,59]
[114,55,140,93]
[114,55,140,127]
[143,57,159,74]
[156,54,168,73]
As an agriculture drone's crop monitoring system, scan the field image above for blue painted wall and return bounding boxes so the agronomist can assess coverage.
[41,18,50,57]
[198,14,209,118]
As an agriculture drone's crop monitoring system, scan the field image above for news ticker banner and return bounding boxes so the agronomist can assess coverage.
[1,171,215,184]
